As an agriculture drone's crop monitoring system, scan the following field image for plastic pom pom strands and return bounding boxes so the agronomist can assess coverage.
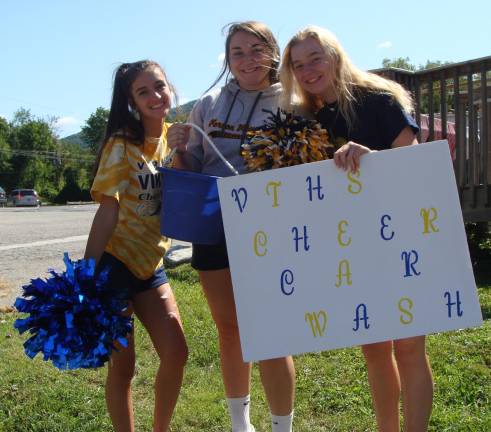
[241,108,335,172]
[14,253,132,370]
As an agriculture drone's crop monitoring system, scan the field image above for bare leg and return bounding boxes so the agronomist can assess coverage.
[201,269,295,418]
[200,269,251,397]
[394,336,433,432]
[259,356,295,415]
[362,341,401,432]
[133,284,188,432]
[105,329,136,432]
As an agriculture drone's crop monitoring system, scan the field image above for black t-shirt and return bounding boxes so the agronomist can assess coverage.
[315,91,419,151]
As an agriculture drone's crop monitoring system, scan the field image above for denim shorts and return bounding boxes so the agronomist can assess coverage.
[191,238,229,271]
[97,252,169,300]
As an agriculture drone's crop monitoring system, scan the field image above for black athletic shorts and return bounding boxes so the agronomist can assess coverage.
[191,238,229,271]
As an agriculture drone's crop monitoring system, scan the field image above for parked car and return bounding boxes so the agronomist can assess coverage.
[0,186,6,207]
[8,189,41,207]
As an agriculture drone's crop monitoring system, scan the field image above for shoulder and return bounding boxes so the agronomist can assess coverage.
[100,132,136,163]
[106,129,140,146]
[196,86,224,107]
[103,133,126,153]
[187,87,222,119]
[354,90,407,120]
[264,82,283,96]
[356,89,395,107]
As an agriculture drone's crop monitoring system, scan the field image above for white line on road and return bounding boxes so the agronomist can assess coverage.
[0,235,88,251]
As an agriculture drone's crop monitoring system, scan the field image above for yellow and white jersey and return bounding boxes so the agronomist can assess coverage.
[91,123,171,279]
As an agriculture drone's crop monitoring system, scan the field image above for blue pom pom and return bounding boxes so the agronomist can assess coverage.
[13,253,132,369]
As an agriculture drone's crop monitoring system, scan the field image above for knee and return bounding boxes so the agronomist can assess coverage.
[172,336,189,368]
[361,341,394,364]
[107,358,136,383]
[393,337,427,365]
[259,356,295,377]
[214,317,241,345]
[166,342,188,370]
[159,313,189,368]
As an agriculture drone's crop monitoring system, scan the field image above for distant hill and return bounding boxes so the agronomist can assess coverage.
[61,132,88,147]
[60,100,197,145]
[167,99,197,121]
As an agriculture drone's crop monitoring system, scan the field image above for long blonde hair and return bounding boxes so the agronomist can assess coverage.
[280,26,414,130]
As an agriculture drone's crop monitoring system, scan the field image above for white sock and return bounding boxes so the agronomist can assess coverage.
[271,411,294,432]
[226,395,253,432]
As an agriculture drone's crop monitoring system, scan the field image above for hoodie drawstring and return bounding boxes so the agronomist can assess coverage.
[240,91,263,145]
[220,89,264,145]
[221,88,241,136]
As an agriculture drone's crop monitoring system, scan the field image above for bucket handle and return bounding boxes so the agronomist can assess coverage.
[163,123,240,176]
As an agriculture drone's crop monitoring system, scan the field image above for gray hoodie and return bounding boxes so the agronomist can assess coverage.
[184,80,282,176]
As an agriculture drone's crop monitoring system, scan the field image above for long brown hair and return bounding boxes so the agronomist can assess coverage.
[93,60,176,176]
[207,21,280,92]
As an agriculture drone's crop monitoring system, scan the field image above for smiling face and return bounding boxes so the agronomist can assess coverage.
[228,30,272,91]
[290,37,336,101]
[130,66,171,124]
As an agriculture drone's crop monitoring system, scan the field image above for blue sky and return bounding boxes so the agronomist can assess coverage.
[2,0,490,137]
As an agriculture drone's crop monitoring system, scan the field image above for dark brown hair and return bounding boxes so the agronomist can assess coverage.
[93,60,176,176]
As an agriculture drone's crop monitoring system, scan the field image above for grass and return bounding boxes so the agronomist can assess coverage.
[0,264,490,431]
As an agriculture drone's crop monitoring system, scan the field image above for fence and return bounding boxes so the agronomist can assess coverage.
[374,56,491,222]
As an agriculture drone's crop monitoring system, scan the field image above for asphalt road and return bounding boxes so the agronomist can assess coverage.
[0,204,97,307]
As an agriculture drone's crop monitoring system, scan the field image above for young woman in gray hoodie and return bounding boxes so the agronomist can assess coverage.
[168,21,295,432]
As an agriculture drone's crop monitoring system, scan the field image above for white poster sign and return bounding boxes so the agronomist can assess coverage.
[217,141,483,362]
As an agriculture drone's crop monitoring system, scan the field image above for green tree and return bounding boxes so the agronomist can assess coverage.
[10,108,33,127]
[382,57,416,71]
[8,109,61,198]
[381,58,456,113]
[0,117,12,179]
[55,140,94,202]
[81,107,109,154]
[418,60,453,71]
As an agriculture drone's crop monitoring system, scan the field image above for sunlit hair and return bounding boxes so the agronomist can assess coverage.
[207,21,280,92]
[280,26,414,130]
[93,60,177,176]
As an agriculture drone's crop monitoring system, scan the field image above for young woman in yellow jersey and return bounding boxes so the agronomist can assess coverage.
[84,60,187,432]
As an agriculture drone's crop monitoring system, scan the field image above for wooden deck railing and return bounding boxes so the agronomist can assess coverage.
[374,56,491,222]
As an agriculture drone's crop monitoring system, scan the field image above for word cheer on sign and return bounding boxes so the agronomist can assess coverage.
[217,141,483,362]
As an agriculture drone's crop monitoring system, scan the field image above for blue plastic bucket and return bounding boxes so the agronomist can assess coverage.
[158,167,224,244]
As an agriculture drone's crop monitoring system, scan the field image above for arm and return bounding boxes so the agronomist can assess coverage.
[84,195,119,265]
[334,107,418,171]
[334,126,417,172]
[391,126,418,148]
[334,141,373,173]
[167,123,193,170]
[167,98,208,171]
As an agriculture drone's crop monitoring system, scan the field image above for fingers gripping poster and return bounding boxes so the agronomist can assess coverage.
[217,141,483,362]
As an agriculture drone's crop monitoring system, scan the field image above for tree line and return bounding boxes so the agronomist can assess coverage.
[0,58,453,203]
[0,104,190,203]
[0,109,99,203]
